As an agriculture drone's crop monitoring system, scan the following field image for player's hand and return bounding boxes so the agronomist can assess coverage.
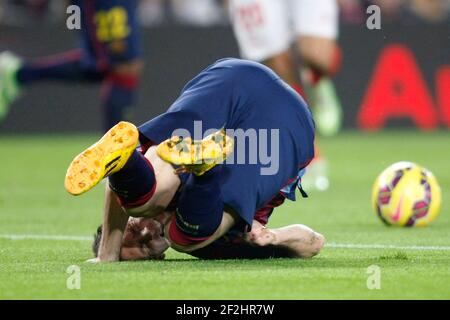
[85,256,120,263]
[245,220,276,246]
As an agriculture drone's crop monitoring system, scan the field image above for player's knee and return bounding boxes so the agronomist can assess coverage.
[264,52,297,82]
[297,37,338,75]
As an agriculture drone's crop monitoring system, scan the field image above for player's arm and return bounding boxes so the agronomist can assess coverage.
[245,220,325,258]
[88,185,129,263]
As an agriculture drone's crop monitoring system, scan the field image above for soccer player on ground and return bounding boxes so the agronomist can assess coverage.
[64,58,323,262]
[228,0,343,190]
[92,213,325,261]
[0,0,142,131]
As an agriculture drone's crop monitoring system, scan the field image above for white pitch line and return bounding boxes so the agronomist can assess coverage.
[0,234,91,241]
[325,243,450,251]
[1,234,450,251]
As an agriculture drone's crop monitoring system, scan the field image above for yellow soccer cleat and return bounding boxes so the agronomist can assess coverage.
[156,128,234,176]
[65,121,139,196]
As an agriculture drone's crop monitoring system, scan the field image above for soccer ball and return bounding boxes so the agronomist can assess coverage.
[372,161,441,227]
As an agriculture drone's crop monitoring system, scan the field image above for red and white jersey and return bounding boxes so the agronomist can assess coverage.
[229,0,339,61]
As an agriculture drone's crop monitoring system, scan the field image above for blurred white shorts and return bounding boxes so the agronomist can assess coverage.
[229,0,339,61]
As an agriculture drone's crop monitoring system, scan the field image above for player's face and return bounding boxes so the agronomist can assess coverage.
[120,217,169,261]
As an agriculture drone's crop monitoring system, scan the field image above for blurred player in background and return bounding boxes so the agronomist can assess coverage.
[228,0,343,190]
[64,58,321,262]
[0,0,142,131]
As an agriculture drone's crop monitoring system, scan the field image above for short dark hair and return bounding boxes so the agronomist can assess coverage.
[92,225,102,257]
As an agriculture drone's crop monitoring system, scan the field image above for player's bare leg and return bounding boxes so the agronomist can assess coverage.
[124,146,180,218]
[263,51,303,94]
[297,36,343,137]
[298,36,337,75]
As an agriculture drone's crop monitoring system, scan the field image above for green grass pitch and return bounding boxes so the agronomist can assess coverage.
[0,131,449,299]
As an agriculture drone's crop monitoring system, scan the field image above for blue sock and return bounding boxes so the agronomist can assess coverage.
[102,83,135,131]
[176,166,224,238]
[16,51,103,85]
[108,150,156,208]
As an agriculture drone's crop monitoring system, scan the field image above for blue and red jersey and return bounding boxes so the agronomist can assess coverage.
[72,0,140,70]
